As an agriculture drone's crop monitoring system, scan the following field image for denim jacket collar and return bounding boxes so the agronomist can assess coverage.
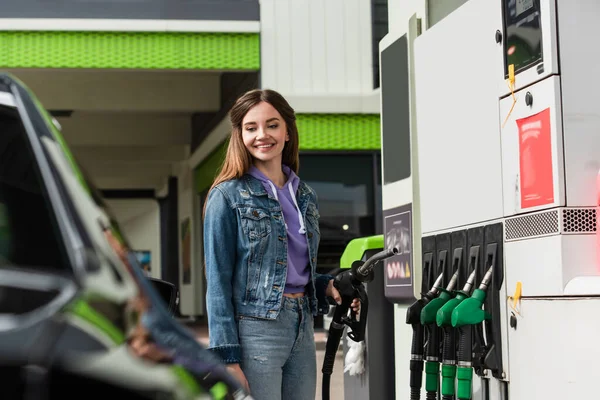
[242,174,268,197]
[242,174,311,200]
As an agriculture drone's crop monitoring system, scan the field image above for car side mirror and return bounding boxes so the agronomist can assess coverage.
[147,278,179,316]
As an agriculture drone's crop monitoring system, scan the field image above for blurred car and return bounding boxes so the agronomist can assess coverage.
[0,73,250,400]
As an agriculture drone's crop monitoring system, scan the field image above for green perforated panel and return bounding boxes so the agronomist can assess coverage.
[0,31,259,70]
[195,141,228,194]
[296,113,381,150]
[194,113,381,193]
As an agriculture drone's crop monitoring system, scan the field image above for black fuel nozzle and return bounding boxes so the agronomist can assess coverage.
[329,247,397,342]
[322,247,397,400]
[333,267,369,342]
[355,247,399,282]
[406,271,444,400]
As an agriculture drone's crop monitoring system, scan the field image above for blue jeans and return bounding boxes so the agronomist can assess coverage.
[238,296,317,400]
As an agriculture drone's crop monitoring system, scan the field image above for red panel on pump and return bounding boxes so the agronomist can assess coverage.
[516,108,554,209]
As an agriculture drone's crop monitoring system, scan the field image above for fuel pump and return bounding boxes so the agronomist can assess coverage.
[379,0,600,399]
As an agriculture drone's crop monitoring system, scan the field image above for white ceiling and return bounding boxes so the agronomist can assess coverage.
[8,68,222,192]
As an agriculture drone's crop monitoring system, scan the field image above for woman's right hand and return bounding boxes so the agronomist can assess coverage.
[227,363,250,393]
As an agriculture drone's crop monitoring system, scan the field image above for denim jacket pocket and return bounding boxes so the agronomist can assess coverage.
[240,207,272,239]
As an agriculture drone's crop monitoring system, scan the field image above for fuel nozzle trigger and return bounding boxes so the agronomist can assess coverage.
[345,284,368,342]
[329,260,371,343]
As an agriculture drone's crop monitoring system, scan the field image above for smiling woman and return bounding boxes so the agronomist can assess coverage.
[202,89,361,400]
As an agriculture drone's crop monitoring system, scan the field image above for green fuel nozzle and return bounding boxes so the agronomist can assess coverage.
[434,268,477,400]
[451,266,494,400]
[421,271,459,398]
[451,266,493,328]
[405,271,445,400]
[421,270,459,325]
[436,268,477,327]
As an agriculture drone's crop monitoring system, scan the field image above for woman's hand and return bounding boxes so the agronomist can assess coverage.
[326,278,361,314]
[227,363,250,393]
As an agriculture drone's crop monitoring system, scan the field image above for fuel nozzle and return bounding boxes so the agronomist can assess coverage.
[420,270,459,398]
[478,265,493,291]
[405,271,445,400]
[451,266,493,328]
[450,266,494,400]
[434,269,477,400]
[422,270,459,325]
[436,268,477,327]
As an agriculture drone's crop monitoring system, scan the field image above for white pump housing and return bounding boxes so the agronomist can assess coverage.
[380,0,600,398]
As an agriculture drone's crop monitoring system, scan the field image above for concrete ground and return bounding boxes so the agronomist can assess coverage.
[187,321,345,399]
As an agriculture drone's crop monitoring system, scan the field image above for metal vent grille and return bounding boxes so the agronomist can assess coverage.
[505,208,598,241]
[561,208,597,234]
[505,210,559,241]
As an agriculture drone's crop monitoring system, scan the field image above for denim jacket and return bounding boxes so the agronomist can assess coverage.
[203,174,332,364]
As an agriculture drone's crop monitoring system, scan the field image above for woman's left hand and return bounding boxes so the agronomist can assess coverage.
[326,279,361,313]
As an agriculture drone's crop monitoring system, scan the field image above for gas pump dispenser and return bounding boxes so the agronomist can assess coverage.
[379,0,600,398]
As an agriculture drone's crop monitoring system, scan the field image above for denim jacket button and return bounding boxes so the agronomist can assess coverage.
[252,210,259,217]
[308,232,313,238]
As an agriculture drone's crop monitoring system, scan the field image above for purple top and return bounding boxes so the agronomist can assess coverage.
[247,165,310,294]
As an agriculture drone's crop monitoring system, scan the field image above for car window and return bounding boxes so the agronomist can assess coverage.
[0,104,68,272]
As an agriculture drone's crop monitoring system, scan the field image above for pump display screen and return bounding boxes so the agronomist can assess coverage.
[503,0,542,76]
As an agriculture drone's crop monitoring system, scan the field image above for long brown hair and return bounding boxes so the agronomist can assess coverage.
[207,89,300,197]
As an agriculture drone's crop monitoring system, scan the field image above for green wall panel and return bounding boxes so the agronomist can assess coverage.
[296,113,381,150]
[0,31,260,70]
[195,141,228,195]
[194,113,381,193]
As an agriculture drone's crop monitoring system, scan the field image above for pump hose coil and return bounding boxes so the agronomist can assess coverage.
[410,387,421,400]
[409,323,424,400]
[441,329,456,400]
[411,324,424,355]
[442,329,455,362]
[457,326,471,362]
